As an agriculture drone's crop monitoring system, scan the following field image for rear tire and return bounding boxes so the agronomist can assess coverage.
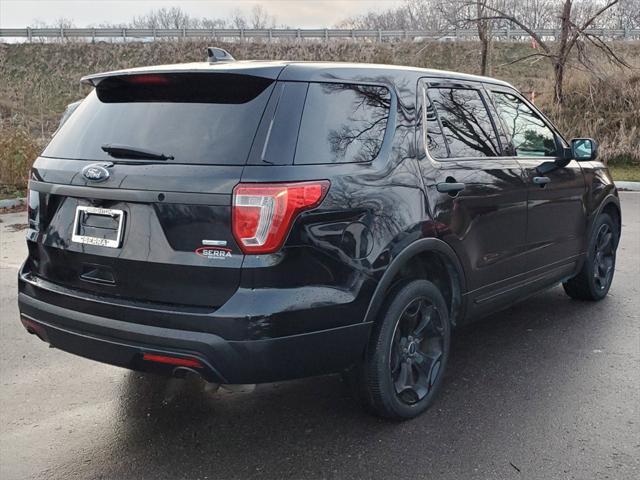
[563,213,618,301]
[358,280,451,420]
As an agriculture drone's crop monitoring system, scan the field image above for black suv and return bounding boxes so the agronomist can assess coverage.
[18,50,621,419]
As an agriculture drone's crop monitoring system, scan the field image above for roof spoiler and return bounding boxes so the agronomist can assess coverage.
[207,47,235,63]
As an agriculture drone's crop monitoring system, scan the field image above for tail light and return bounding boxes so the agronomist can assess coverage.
[125,74,172,85]
[232,180,330,254]
[27,187,39,230]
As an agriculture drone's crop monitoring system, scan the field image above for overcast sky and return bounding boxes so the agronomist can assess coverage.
[0,0,404,28]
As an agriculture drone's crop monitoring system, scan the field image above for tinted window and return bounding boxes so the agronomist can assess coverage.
[295,83,391,164]
[491,92,558,157]
[427,88,500,158]
[43,73,275,165]
[422,89,449,159]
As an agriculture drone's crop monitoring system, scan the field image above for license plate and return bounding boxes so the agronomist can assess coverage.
[71,206,125,248]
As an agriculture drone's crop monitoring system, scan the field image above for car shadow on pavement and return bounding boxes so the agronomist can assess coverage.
[101,285,618,478]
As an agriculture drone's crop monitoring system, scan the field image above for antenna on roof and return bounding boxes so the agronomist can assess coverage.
[207,47,235,63]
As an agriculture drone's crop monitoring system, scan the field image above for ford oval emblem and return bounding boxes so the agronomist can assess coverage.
[82,163,110,182]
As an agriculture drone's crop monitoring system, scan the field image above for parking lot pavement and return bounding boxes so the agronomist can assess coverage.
[1,193,638,480]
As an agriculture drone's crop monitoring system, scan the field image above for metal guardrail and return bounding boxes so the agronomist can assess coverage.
[1,27,639,42]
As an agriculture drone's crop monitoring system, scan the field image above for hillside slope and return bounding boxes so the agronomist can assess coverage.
[1,40,638,189]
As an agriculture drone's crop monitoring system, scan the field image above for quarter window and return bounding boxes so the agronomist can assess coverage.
[426,87,500,159]
[491,92,558,157]
[295,83,391,164]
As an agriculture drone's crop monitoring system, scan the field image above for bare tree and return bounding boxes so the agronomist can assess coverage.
[475,0,629,104]
[132,7,195,29]
[430,1,495,75]
[249,5,276,29]
[338,0,639,36]
[230,9,248,29]
[30,17,76,43]
[200,18,227,30]
[131,6,230,32]
[599,0,640,28]
[339,0,449,30]
[476,1,493,75]
[504,0,556,29]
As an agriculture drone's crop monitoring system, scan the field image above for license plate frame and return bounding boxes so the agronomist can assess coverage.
[71,206,125,248]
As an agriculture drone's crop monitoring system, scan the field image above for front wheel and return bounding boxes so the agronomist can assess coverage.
[563,213,618,301]
[358,280,451,420]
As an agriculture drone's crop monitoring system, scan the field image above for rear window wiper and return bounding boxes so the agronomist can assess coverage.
[101,144,174,161]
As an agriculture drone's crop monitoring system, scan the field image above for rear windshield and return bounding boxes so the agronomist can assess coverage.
[43,73,275,165]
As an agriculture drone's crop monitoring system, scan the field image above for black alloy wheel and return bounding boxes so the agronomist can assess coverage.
[592,222,615,292]
[390,297,445,405]
[359,279,451,419]
[564,212,618,301]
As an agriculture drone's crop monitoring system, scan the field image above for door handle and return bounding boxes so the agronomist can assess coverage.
[533,176,551,186]
[436,182,466,194]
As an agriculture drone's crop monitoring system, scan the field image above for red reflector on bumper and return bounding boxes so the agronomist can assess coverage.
[20,316,49,342]
[142,353,203,369]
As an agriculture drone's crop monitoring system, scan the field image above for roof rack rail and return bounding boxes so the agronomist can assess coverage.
[206,47,235,63]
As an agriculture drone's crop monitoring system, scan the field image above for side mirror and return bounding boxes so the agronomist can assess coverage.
[571,138,598,161]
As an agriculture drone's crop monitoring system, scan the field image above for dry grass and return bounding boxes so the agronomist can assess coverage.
[608,165,640,181]
[0,126,41,194]
[1,40,638,191]
[542,72,640,167]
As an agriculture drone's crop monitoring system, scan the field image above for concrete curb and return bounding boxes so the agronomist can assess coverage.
[615,181,640,192]
[0,197,27,209]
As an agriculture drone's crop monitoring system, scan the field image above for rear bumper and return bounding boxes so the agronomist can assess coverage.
[18,272,373,384]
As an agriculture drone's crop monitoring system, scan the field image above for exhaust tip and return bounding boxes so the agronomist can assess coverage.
[172,366,203,379]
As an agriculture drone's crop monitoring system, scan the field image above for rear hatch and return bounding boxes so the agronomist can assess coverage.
[27,69,280,308]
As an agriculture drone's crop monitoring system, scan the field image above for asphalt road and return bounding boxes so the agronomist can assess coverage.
[1,193,638,480]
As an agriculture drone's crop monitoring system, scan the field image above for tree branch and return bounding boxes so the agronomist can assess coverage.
[566,0,620,54]
[582,32,631,68]
[497,52,556,67]
[469,3,551,54]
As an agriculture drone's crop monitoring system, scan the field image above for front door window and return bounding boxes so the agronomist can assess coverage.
[491,92,558,157]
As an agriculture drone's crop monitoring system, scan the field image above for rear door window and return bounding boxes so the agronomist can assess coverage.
[294,83,391,164]
[491,91,559,157]
[43,73,275,165]
[426,87,501,159]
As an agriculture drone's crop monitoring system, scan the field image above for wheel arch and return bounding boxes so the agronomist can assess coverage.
[363,238,467,327]
[593,194,621,245]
